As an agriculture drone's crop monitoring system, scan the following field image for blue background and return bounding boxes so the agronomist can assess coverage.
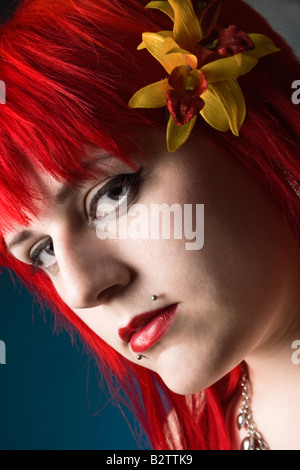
[0,0,299,450]
[0,269,142,450]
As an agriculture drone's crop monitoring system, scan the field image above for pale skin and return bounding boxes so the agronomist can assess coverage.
[4,132,300,450]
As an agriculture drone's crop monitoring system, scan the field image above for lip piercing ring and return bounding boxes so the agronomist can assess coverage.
[136,296,158,361]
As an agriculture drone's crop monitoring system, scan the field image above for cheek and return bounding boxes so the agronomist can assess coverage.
[132,145,294,343]
[73,308,116,347]
[202,189,286,312]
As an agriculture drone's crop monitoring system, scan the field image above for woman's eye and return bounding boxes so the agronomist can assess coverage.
[29,239,56,272]
[26,171,142,273]
[88,170,142,224]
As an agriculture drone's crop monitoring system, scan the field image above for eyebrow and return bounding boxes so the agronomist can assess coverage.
[54,152,115,204]
[54,184,72,204]
[6,230,35,252]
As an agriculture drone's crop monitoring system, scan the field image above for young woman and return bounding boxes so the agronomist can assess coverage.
[0,0,299,450]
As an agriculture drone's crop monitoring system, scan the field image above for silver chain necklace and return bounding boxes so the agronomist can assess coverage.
[237,364,269,450]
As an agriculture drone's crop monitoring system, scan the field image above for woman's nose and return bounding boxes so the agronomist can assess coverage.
[53,229,131,309]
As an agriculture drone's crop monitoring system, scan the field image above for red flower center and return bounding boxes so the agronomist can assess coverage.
[166,65,208,126]
[202,25,255,56]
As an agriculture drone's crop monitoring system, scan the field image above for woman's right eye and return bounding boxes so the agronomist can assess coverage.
[29,238,56,272]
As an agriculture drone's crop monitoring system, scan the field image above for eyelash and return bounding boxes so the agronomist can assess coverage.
[27,170,143,275]
[28,239,54,275]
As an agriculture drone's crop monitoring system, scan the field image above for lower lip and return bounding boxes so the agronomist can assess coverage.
[130,304,177,354]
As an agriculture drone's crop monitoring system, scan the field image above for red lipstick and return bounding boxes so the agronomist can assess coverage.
[118,304,178,354]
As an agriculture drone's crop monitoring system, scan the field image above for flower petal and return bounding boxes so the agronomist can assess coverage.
[166,89,205,125]
[162,37,198,69]
[234,53,243,67]
[146,1,175,21]
[168,0,203,50]
[200,0,222,37]
[167,114,197,152]
[201,80,246,135]
[246,34,281,58]
[142,32,188,73]
[201,54,258,83]
[128,78,170,108]
[137,31,174,50]
[200,86,230,132]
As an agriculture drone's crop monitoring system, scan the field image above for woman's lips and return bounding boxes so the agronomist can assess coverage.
[118,304,178,354]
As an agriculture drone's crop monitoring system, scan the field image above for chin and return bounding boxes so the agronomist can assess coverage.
[155,349,231,396]
[166,382,204,396]
[158,366,213,396]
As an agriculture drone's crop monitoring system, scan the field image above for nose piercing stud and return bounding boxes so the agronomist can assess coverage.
[152,295,158,301]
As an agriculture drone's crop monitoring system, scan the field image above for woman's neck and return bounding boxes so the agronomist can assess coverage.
[227,320,300,450]
[244,332,300,450]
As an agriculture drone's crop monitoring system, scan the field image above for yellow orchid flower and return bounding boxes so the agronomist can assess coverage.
[128,0,280,152]
[129,32,257,151]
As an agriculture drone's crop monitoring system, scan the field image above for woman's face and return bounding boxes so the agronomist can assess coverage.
[4,133,300,394]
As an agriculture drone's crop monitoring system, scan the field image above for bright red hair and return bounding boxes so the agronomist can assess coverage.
[0,0,299,449]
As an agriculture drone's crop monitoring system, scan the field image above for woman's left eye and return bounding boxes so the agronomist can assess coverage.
[88,170,142,224]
